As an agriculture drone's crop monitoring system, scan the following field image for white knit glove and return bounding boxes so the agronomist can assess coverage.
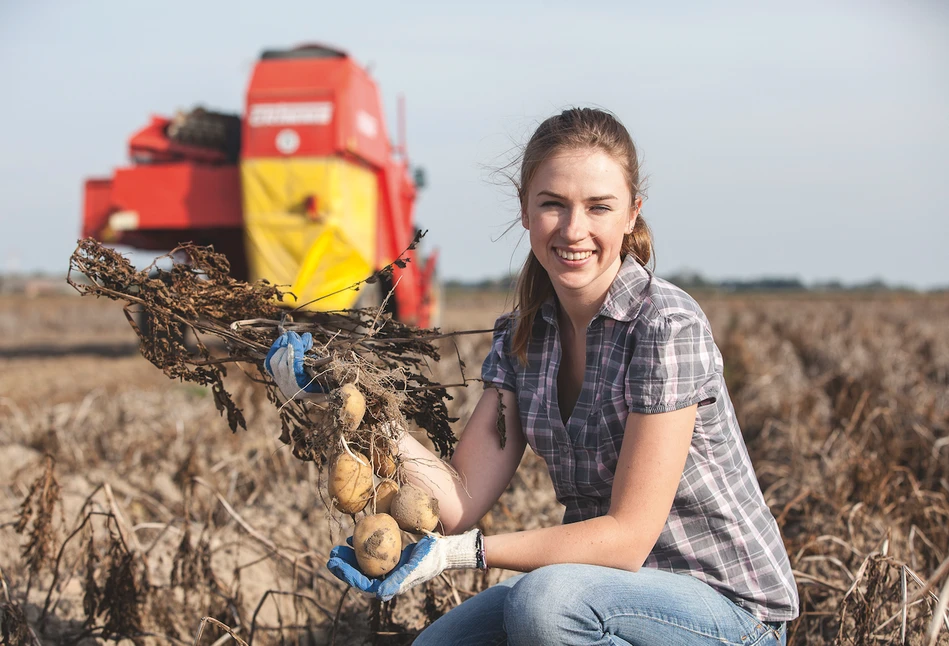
[374,529,482,601]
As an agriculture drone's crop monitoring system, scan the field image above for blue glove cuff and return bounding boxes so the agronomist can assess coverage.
[265,330,328,394]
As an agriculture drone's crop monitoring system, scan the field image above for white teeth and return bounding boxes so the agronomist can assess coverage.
[556,248,593,261]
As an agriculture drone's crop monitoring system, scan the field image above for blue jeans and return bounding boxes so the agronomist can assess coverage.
[413,565,786,645]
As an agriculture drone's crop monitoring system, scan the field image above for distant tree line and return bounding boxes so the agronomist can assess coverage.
[660,271,942,293]
[444,275,519,292]
[444,271,946,294]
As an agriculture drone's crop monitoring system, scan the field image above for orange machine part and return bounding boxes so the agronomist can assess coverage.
[109,164,242,230]
[83,164,241,235]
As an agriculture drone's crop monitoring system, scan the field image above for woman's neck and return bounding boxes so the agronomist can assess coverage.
[554,288,604,337]
[551,265,620,336]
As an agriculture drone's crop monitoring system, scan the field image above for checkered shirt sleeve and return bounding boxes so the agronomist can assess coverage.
[625,312,721,414]
[481,314,517,392]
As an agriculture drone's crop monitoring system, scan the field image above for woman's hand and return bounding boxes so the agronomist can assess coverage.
[324,537,385,596]
[375,530,481,600]
[326,530,482,601]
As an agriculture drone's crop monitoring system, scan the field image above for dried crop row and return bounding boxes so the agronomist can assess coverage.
[703,293,949,645]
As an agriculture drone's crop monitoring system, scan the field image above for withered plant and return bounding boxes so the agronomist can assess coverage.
[66,236,489,462]
[13,455,61,595]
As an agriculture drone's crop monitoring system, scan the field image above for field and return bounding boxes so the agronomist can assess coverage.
[1,288,947,645]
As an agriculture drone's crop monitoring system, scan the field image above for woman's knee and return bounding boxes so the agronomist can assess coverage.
[503,565,596,642]
[415,574,523,645]
[505,565,576,612]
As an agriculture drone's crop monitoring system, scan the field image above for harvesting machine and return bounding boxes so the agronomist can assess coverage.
[82,44,438,326]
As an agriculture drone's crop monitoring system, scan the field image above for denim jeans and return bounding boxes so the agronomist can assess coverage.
[413,564,786,645]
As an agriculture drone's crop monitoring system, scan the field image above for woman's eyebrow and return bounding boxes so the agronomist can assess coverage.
[536,190,567,200]
[536,190,619,201]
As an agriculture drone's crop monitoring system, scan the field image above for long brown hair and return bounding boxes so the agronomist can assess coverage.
[511,107,654,364]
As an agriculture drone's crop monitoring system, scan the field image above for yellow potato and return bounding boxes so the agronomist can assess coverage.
[372,479,400,514]
[329,451,373,514]
[354,513,402,577]
[390,483,439,534]
[335,383,366,433]
[371,437,397,478]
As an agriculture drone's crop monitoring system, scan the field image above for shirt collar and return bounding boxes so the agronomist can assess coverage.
[538,254,652,326]
[598,255,652,322]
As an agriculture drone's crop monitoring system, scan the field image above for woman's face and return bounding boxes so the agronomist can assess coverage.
[522,147,640,305]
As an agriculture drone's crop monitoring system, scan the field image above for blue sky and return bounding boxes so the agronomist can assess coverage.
[1,1,946,287]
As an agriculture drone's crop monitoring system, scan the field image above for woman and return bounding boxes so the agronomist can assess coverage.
[269,108,799,645]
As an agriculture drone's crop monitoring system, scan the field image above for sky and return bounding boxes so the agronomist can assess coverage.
[0,1,947,288]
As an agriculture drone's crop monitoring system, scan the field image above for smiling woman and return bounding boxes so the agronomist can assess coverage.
[267,107,799,645]
[523,150,635,301]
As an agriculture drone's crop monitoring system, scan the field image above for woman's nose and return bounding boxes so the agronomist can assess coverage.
[560,207,588,242]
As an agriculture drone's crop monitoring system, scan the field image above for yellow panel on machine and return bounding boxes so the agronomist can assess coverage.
[241,157,378,310]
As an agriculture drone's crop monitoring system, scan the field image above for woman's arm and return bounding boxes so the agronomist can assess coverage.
[484,404,697,572]
[397,388,527,534]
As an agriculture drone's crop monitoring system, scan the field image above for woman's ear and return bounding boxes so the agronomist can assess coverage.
[626,197,643,234]
[521,208,529,230]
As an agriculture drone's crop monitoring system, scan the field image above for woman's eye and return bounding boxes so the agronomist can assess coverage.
[590,205,611,213]
[540,201,563,208]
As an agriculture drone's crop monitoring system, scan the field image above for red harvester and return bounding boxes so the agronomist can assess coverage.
[83,43,437,326]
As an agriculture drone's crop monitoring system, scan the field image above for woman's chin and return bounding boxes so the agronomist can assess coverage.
[545,259,622,300]
[548,271,599,296]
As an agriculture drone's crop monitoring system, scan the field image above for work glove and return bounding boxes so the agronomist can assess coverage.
[326,529,482,601]
[264,331,329,400]
[324,537,384,596]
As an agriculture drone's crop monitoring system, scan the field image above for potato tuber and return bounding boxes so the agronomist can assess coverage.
[372,479,400,514]
[370,437,398,478]
[354,513,402,577]
[390,483,439,534]
[329,450,373,514]
[335,383,366,433]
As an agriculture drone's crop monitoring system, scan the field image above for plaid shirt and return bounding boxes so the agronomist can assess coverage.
[482,256,799,621]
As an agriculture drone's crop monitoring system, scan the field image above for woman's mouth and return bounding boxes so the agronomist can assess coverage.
[554,248,594,261]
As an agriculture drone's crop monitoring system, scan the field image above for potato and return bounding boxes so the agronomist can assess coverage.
[335,383,366,433]
[329,451,373,514]
[354,513,402,577]
[372,479,400,514]
[390,483,439,534]
[371,437,397,478]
